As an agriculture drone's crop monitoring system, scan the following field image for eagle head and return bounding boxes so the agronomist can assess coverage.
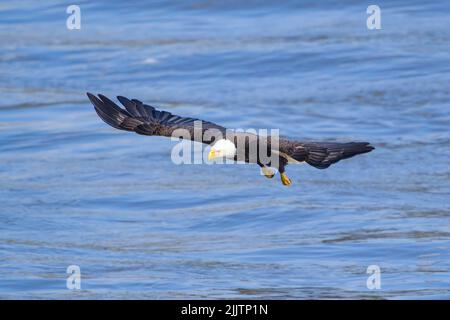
[208,139,236,161]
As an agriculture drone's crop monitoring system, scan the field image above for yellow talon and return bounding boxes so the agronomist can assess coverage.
[261,167,275,179]
[280,173,292,186]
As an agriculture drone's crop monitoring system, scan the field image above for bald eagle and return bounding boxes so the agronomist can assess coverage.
[87,93,374,186]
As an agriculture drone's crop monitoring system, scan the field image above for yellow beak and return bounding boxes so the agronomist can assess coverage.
[208,149,216,161]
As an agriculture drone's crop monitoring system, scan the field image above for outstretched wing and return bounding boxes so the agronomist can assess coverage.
[87,93,227,145]
[280,140,374,169]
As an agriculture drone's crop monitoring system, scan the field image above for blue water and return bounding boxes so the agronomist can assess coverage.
[0,0,449,299]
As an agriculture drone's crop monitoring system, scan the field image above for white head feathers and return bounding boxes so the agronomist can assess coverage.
[208,139,236,160]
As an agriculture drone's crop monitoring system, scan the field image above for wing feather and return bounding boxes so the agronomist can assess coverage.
[281,141,374,169]
[88,93,226,145]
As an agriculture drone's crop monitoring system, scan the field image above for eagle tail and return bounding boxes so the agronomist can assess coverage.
[292,142,374,169]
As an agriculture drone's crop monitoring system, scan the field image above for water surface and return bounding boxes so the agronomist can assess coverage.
[0,0,449,299]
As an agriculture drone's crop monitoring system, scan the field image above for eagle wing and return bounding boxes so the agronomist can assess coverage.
[279,139,374,169]
[87,93,227,145]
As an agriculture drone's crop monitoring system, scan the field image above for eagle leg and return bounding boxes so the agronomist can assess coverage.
[280,173,292,186]
[278,159,292,186]
[261,166,275,179]
[257,161,275,179]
